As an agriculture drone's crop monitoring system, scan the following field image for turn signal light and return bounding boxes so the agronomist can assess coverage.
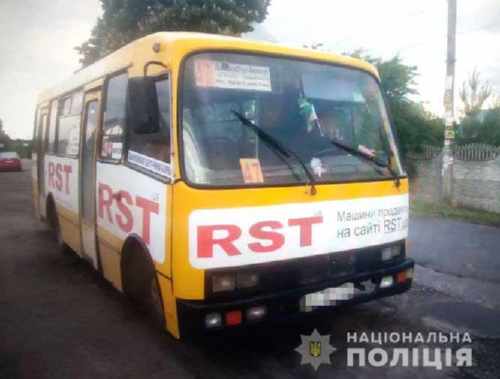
[396,271,407,284]
[396,269,414,284]
[225,310,242,326]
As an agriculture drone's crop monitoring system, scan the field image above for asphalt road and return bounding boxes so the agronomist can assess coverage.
[410,216,500,284]
[1,163,499,379]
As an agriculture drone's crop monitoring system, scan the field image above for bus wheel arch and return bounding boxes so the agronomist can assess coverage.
[46,194,66,251]
[121,235,165,327]
[46,194,56,229]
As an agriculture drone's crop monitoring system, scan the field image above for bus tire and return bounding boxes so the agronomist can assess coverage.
[46,196,70,254]
[121,239,165,328]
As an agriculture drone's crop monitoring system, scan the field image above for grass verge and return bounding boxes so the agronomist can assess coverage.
[411,199,500,227]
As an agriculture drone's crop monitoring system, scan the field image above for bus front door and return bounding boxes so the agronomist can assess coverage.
[80,91,101,270]
[36,109,49,218]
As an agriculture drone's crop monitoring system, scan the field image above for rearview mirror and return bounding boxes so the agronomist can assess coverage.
[127,77,159,134]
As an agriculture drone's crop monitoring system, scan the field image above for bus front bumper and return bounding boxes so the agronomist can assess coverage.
[177,258,414,335]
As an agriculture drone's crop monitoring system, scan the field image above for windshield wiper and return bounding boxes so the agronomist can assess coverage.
[232,111,317,195]
[327,137,401,187]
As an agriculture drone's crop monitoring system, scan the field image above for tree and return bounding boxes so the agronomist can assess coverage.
[0,118,11,145]
[348,51,443,157]
[77,0,271,66]
[455,70,500,145]
[457,107,500,145]
[349,51,418,103]
[491,94,500,109]
[459,69,493,116]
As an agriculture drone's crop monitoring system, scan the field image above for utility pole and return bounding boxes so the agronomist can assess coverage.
[442,0,457,202]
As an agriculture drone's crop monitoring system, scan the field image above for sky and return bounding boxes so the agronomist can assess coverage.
[0,0,499,139]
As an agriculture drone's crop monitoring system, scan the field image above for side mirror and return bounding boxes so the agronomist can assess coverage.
[127,77,159,134]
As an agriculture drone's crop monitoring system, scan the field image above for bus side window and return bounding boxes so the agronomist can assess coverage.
[101,72,128,161]
[47,100,58,153]
[34,110,41,147]
[38,113,48,153]
[62,97,72,116]
[32,111,38,152]
[56,92,82,157]
[126,76,171,176]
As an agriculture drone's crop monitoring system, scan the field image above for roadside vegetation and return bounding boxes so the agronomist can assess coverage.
[0,118,32,158]
[3,1,500,214]
[75,2,497,162]
[411,199,500,227]
[76,0,271,66]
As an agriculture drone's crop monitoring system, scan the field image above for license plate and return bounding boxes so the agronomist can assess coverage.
[300,283,355,312]
[300,280,377,312]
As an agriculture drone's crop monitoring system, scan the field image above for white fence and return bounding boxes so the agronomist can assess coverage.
[408,143,500,162]
[409,144,500,214]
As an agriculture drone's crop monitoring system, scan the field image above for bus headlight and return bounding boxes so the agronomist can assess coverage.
[212,274,236,292]
[381,245,402,261]
[237,272,259,289]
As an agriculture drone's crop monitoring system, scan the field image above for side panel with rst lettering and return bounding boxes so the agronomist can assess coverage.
[96,163,168,264]
[189,194,408,269]
[45,156,79,214]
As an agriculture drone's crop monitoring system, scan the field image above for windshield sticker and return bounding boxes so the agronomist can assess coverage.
[195,60,272,92]
[67,126,80,156]
[111,143,123,160]
[240,158,264,184]
[298,97,320,133]
[128,150,172,178]
[310,158,326,178]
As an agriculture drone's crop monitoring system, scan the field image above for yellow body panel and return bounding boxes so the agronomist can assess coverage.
[33,32,404,338]
[38,32,378,103]
[97,226,125,291]
[157,274,180,338]
[57,204,81,254]
[172,179,408,300]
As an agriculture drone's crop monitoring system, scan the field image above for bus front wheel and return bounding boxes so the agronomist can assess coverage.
[122,240,165,328]
[46,197,70,254]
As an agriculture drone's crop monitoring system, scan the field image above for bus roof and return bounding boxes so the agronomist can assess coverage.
[37,32,379,104]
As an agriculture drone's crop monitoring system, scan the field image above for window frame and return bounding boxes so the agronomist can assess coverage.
[124,73,174,183]
[62,97,72,116]
[98,70,129,164]
[47,99,59,154]
[38,110,49,155]
[32,106,40,155]
[177,49,408,190]
[81,99,100,222]
[54,89,84,158]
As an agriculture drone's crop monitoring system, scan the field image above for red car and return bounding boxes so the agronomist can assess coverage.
[0,152,22,172]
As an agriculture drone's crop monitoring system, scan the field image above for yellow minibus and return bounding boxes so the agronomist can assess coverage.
[32,32,413,338]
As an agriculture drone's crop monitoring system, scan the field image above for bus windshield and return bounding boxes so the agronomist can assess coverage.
[181,52,403,187]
